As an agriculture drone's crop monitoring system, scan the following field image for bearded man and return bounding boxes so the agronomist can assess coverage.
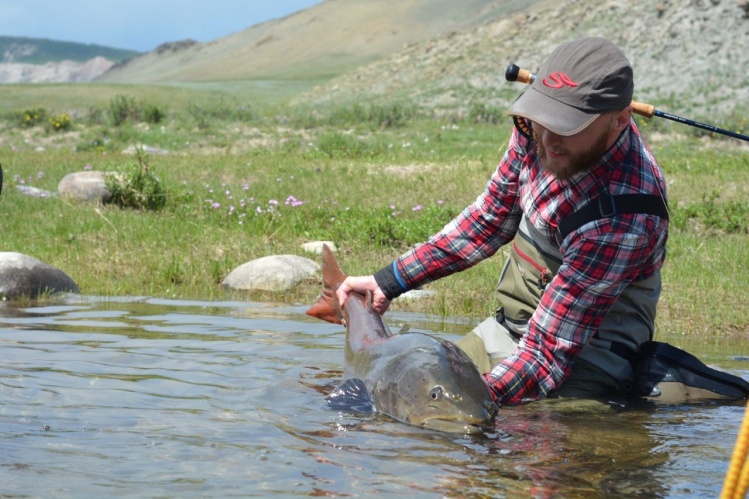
[336,37,670,404]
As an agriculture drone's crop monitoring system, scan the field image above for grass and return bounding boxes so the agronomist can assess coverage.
[1,86,747,338]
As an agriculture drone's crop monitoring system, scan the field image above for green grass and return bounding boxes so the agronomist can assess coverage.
[1,89,747,337]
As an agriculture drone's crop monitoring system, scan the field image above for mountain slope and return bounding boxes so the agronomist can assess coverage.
[0,36,138,64]
[97,0,542,83]
[302,0,749,120]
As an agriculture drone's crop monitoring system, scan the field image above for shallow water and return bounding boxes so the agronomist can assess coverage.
[1,295,747,497]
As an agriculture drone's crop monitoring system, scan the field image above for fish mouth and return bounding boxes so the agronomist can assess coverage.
[419,417,491,435]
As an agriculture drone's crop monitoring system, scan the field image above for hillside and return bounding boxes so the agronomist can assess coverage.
[97,0,541,83]
[0,36,140,83]
[0,36,138,64]
[302,0,749,121]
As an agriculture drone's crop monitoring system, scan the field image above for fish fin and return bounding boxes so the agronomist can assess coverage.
[326,378,373,413]
[306,244,348,325]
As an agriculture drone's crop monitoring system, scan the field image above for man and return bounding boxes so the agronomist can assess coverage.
[335,37,669,404]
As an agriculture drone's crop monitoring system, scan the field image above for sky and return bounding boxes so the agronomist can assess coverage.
[0,0,324,53]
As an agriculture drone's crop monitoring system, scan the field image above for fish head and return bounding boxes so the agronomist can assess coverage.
[372,337,498,434]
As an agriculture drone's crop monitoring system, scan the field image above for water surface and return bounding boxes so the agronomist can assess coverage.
[1,296,746,497]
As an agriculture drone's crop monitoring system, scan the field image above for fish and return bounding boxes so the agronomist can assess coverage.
[306,244,498,434]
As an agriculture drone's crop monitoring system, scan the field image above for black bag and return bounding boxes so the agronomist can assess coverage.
[633,341,749,402]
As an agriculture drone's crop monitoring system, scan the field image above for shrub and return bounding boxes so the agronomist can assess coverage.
[14,107,47,128]
[48,112,73,132]
[105,154,167,210]
[142,104,166,124]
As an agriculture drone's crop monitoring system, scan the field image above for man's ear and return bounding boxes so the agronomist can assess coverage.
[614,107,633,132]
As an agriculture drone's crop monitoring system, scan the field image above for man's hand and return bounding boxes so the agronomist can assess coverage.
[336,275,391,315]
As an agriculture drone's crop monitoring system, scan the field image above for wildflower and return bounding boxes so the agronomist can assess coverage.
[285,195,304,207]
[256,206,263,214]
[242,183,250,191]
[436,199,444,205]
[84,163,92,171]
[37,171,44,179]
[412,205,422,211]
[268,199,279,205]
[211,202,220,209]
[228,205,235,215]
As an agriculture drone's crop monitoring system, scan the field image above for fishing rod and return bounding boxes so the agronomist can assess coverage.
[505,63,749,143]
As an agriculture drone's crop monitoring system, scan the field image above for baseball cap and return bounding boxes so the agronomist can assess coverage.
[508,37,634,136]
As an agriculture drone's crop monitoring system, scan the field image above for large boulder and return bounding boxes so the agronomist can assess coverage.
[222,255,320,292]
[58,171,111,203]
[0,252,80,299]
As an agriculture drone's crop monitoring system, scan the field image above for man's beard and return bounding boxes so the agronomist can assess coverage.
[534,129,611,181]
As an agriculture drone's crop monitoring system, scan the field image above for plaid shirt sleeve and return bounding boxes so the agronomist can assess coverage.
[378,129,528,295]
[483,213,666,404]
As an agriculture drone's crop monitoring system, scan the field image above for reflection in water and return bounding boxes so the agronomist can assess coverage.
[0,295,746,497]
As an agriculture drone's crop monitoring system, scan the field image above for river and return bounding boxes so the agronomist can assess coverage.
[1,295,746,497]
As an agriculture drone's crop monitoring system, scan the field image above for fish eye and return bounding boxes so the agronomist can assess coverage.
[429,385,445,401]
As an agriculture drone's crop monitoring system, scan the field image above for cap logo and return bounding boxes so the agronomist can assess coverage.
[543,72,578,89]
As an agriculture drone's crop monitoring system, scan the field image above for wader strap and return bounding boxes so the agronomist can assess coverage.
[556,193,669,245]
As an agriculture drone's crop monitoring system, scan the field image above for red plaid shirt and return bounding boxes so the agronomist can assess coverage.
[378,120,668,404]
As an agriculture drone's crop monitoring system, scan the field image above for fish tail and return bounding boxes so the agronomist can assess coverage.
[306,244,347,325]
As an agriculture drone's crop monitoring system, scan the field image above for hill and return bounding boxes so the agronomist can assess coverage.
[302,0,749,121]
[0,36,140,84]
[0,36,138,64]
[97,0,542,83]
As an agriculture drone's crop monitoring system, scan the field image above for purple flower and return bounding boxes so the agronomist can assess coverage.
[211,202,220,209]
[84,163,92,171]
[412,205,422,211]
[436,199,444,205]
[268,199,279,205]
[285,195,304,207]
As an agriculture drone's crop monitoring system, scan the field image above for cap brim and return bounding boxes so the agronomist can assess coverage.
[508,87,599,136]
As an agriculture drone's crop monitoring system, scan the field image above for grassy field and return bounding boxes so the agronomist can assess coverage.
[1,83,747,338]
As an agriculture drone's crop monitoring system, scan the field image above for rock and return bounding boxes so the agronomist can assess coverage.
[58,171,111,203]
[0,252,80,300]
[16,185,55,198]
[223,255,320,292]
[301,241,337,254]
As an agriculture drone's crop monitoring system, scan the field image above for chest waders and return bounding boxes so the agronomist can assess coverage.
[466,193,749,402]
[495,211,660,396]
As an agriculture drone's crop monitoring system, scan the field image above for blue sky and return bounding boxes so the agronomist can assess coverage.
[0,0,323,52]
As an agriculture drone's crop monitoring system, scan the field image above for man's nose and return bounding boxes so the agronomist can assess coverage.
[537,127,562,147]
